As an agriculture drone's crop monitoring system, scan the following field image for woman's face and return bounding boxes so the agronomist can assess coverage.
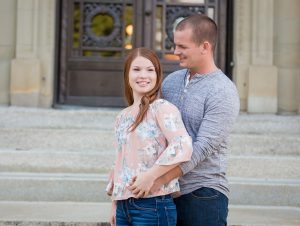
[129,56,157,101]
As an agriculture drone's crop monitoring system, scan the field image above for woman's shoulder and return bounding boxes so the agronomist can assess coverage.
[150,99,180,113]
[115,106,132,120]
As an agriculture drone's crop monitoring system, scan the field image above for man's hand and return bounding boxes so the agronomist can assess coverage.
[150,175,165,194]
[128,172,155,198]
[128,175,164,197]
[128,166,183,198]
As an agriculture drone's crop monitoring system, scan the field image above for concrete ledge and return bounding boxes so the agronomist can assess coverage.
[1,151,299,179]
[1,173,300,206]
[230,178,300,207]
[0,173,110,202]
[229,205,300,226]
[1,128,300,156]
[0,201,299,226]
[0,201,110,226]
[0,106,299,133]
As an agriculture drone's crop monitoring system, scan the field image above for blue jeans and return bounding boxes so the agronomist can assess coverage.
[174,187,228,226]
[116,195,177,226]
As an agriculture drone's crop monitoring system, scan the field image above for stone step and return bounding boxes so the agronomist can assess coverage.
[1,106,300,134]
[229,133,300,156]
[1,150,299,180]
[228,205,300,226]
[0,172,110,202]
[0,173,299,207]
[0,150,114,174]
[229,177,300,207]
[234,114,300,134]
[1,128,300,156]
[0,128,114,152]
[0,106,119,130]
[0,201,299,226]
[228,155,300,179]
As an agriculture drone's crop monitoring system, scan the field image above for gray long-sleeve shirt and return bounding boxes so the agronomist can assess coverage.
[162,69,240,197]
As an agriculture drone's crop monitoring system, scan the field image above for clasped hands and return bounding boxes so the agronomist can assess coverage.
[128,172,163,198]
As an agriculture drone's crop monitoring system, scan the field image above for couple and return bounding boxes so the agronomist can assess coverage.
[106,14,240,226]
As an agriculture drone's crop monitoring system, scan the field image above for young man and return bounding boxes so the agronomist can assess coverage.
[159,14,240,226]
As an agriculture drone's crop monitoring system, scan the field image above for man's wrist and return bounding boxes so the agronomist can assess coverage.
[144,170,156,181]
[161,167,182,184]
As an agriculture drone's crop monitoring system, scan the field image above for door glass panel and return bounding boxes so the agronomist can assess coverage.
[83,50,122,58]
[124,5,133,49]
[155,5,163,51]
[91,13,114,37]
[207,7,214,19]
[71,1,133,58]
[165,0,205,3]
[73,2,80,49]
[156,3,205,61]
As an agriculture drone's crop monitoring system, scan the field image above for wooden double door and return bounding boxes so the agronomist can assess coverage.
[57,0,232,107]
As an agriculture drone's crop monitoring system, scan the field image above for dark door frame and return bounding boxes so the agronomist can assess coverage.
[53,0,234,108]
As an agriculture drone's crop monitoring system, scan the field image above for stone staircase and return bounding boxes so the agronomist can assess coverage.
[0,106,299,225]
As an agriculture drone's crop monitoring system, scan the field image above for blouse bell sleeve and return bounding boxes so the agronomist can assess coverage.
[105,113,122,196]
[154,100,193,165]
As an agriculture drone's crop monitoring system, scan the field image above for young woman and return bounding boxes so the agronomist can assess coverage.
[106,47,192,226]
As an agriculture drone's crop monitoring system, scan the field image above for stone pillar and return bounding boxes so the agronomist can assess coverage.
[247,0,277,113]
[298,73,300,114]
[274,0,300,114]
[233,0,252,111]
[10,0,56,108]
[0,0,17,105]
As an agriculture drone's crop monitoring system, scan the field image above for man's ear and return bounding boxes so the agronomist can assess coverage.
[201,41,210,54]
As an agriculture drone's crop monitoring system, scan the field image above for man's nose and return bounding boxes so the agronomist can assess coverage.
[174,46,180,55]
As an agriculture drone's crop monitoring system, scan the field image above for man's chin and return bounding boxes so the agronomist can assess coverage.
[179,62,186,68]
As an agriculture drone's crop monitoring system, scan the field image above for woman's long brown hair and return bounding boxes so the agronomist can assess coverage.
[123,47,163,131]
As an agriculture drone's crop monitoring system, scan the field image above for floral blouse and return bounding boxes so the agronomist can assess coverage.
[106,99,192,200]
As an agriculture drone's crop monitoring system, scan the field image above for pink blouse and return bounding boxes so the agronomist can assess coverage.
[106,99,192,200]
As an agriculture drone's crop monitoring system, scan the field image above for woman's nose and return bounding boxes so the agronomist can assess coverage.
[138,70,147,78]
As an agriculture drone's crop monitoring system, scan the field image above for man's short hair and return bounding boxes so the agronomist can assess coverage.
[176,14,217,51]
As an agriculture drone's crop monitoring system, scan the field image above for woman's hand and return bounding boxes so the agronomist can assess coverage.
[106,181,114,196]
[110,201,117,226]
[128,172,155,198]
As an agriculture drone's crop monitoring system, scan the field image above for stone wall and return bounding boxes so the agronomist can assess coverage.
[0,0,17,105]
[233,0,300,114]
[10,0,56,108]
[0,0,299,114]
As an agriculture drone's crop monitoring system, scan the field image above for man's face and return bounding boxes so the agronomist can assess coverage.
[173,28,203,72]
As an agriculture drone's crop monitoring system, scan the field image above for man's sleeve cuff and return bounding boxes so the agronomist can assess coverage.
[180,161,194,175]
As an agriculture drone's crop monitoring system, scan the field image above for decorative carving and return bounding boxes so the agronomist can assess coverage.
[82,3,123,47]
[165,5,205,50]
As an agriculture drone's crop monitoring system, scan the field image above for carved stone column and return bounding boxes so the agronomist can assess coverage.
[274,0,300,114]
[247,0,277,113]
[298,74,300,114]
[10,0,56,107]
[233,0,251,111]
[0,0,17,105]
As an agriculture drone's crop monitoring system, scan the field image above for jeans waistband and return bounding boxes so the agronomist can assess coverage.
[120,194,172,202]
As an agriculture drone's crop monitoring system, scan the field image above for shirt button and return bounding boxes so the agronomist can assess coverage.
[184,89,187,93]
